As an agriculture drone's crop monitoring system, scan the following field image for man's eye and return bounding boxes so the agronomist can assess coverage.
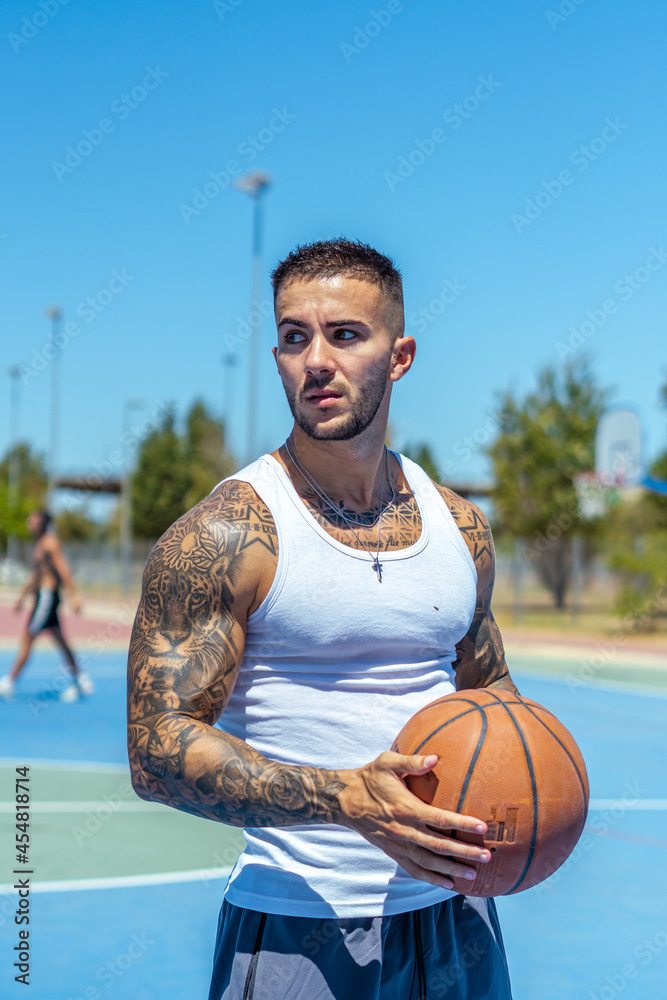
[284,331,306,344]
[334,329,356,340]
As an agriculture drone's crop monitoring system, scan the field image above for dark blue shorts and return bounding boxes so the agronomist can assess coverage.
[209,895,513,1000]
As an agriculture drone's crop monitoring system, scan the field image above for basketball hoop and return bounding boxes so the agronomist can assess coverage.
[595,408,642,486]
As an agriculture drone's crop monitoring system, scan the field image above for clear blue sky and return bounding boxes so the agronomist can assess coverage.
[2,0,666,507]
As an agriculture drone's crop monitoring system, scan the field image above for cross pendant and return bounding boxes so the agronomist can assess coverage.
[372,559,383,583]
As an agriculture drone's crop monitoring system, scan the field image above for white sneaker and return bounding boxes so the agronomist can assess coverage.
[0,674,15,700]
[60,683,80,703]
[77,672,95,697]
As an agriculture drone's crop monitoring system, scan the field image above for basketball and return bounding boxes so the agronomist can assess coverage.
[393,688,589,897]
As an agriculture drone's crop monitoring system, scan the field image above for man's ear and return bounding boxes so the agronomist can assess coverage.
[389,336,416,382]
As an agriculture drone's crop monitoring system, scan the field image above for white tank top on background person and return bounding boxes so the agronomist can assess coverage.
[216,453,478,918]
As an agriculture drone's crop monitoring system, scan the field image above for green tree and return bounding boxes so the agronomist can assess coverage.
[131,407,191,539]
[0,443,48,549]
[487,360,608,608]
[131,400,236,539]
[605,495,667,628]
[643,449,667,529]
[402,443,441,482]
[604,378,667,627]
[56,508,99,542]
[183,398,236,511]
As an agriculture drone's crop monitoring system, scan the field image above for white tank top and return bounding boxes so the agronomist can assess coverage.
[217,452,477,918]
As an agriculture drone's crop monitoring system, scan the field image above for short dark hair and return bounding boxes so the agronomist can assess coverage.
[270,237,403,307]
[35,510,51,531]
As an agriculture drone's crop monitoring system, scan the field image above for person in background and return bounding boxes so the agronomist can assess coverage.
[0,510,95,702]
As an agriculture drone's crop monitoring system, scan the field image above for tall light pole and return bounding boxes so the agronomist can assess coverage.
[7,365,22,572]
[233,171,270,464]
[45,306,62,509]
[120,398,144,595]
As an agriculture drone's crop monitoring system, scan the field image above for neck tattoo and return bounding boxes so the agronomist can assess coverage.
[285,435,391,583]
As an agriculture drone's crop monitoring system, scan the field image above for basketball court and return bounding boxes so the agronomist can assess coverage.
[1,643,666,999]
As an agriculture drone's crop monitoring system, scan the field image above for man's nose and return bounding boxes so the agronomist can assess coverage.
[303,332,335,374]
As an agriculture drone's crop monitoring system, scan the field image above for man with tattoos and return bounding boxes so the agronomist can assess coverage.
[128,239,515,999]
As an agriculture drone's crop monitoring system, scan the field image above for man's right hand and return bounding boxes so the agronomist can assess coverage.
[338,751,491,890]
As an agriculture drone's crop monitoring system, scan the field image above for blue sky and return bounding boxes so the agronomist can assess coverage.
[2,0,666,508]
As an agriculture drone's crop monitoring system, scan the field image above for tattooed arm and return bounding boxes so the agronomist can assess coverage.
[437,486,518,695]
[127,479,346,827]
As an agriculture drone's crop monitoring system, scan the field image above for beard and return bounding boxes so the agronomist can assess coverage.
[282,351,392,441]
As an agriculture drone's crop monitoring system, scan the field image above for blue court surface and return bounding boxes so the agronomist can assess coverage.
[0,649,666,1000]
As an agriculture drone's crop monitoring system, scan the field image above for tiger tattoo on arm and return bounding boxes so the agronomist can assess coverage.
[127,479,347,827]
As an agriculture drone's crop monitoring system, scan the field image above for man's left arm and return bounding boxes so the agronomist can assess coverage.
[437,486,518,695]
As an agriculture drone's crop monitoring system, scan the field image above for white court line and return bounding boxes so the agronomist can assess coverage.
[588,799,667,810]
[0,800,163,813]
[5,809,667,894]
[0,757,127,772]
[4,797,665,812]
[2,799,665,813]
[0,867,233,895]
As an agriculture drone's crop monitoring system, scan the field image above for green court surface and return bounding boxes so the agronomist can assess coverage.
[507,647,667,690]
[0,763,245,884]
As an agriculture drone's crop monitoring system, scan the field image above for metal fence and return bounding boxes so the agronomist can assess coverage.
[1,538,156,597]
[2,537,623,611]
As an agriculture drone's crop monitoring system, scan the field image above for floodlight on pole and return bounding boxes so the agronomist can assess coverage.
[45,305,62,509]
[233,171,271,464]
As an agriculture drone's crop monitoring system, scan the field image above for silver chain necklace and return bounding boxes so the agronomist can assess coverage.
[285,435,390,582]
[286,437,395,528]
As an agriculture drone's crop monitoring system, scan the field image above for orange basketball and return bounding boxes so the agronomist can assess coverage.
[393,688,589,896]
